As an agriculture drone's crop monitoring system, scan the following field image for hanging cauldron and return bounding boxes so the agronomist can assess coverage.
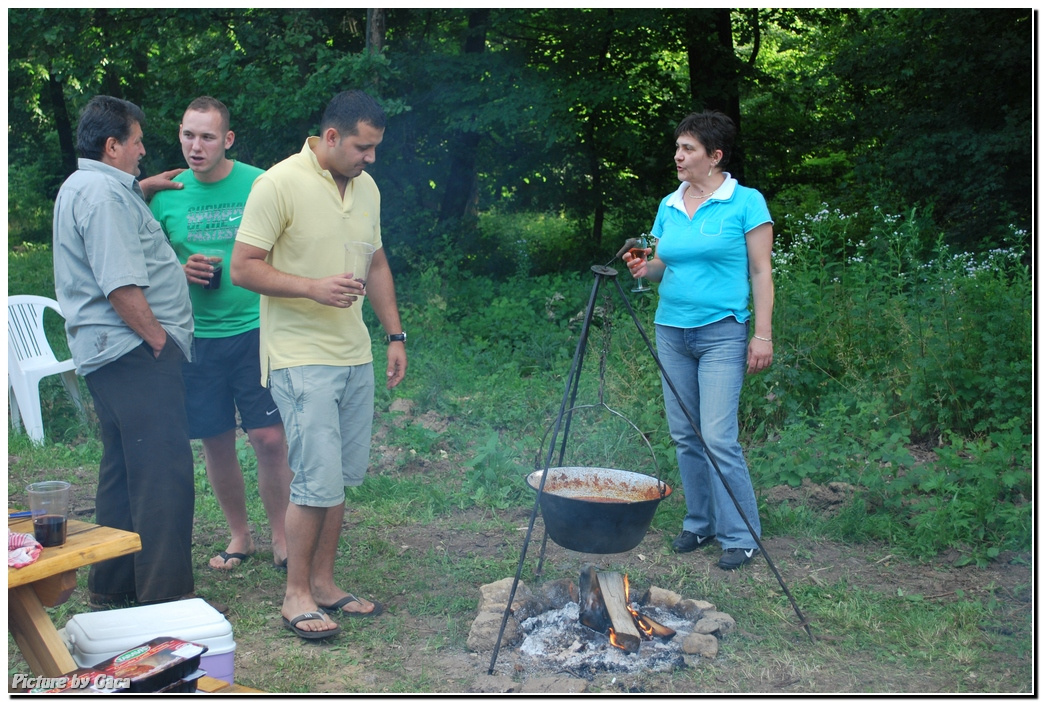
[527,466,671,554]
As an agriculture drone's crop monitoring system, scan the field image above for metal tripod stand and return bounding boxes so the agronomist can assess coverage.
[487,264,814,676]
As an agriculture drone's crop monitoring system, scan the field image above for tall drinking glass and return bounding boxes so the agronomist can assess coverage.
[344,241,376,292]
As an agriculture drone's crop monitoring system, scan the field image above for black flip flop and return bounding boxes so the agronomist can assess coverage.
[273,558,288,573]
[282,611,340,640]
[319,594,384,618]
[209,550,252,571]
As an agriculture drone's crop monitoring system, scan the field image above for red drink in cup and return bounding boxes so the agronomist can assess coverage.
[27,480,71,547]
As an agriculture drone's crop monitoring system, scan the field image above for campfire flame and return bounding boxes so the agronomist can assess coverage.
[633,613,655,639]
[624,576,656,640]
[581,567,677,653]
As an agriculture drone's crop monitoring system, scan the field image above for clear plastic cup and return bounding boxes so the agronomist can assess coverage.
[344,241,376,291]
[27,480,71,546]
[199,249,224,290]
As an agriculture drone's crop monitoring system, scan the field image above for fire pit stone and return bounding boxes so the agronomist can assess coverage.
[681,632,720,659]
[693,611,736,636]
[474,573,737,680]
[641,587,704,621]
[640,586,683,608]
[466,578,536,652]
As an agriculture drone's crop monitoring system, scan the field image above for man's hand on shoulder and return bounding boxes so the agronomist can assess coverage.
[140,168,186,201]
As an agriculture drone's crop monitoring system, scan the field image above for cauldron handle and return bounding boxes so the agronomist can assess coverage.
[534,269,665,498]
[534,401,666,499]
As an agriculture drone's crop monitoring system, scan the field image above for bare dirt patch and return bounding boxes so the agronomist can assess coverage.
[226,443,1033,694]
[11,437,1031,695]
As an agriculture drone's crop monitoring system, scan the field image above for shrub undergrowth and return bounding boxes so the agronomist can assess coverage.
[744,205,1031,563]
[7,204,1032,565]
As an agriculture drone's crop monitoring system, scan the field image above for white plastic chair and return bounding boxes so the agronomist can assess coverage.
[8,295,86,444]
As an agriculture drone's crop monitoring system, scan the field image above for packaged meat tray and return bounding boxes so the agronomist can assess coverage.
[90,636,209,694]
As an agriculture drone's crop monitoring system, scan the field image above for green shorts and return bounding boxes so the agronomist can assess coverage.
[269,363,374,508]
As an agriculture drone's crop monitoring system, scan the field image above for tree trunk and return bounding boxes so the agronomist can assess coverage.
[436,9,489,226]
[587,116,605,248]
[585,14,616,249]
[95,9,124,100]
[684,8,744,180]
[366,8,386,92]
[47,72,77,178]
[366,8,385,54]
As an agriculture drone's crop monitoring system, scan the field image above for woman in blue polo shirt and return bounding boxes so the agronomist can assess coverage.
[625,110,774,571]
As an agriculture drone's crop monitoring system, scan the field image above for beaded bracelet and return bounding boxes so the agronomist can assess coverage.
[753,335,773,343]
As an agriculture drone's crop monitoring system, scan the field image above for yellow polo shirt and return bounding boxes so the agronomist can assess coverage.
[236,137,382,385]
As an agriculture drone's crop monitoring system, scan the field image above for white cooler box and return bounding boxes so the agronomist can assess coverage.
[60,598,236,685]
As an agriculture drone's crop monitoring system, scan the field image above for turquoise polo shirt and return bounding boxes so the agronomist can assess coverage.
[651,175,772,329]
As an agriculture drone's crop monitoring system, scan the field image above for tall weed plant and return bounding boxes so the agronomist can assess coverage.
[745,205,1031,562]
[760,204,1030,439]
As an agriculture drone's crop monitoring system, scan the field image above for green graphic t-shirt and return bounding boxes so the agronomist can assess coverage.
[150,161,265,338]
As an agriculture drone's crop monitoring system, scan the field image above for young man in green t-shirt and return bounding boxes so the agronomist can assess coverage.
[150,97,291,573]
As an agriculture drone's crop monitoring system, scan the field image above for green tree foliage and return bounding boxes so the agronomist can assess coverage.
[498,9,686,248]
[8,8,1031,258]
[748,9,1031,250]
[374,8,692,267]
[8,10,1031,566]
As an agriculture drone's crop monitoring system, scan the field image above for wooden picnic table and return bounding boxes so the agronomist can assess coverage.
[9,512,265,693]
[8,512,141,677]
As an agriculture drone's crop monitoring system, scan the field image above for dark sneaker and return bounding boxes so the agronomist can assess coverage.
[672,531,713,553]
[718,548,759,570]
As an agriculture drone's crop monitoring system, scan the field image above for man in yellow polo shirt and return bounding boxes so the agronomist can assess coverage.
[231,90,406,641]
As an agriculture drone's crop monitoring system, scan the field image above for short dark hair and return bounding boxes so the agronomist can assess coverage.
[674,110,736,169]
[76,96,146,161]
[185,96,231,133]
[320,90,386,137]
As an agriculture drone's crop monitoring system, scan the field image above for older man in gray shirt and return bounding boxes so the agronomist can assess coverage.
[53,95,196,608]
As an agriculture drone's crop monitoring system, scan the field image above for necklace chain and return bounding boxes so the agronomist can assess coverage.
[685,185,718,201]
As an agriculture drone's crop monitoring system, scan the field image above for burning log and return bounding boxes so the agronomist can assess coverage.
[578,564,609,632]
[635,612,676,641]
[598,571,642,652]
[578,565,649,653]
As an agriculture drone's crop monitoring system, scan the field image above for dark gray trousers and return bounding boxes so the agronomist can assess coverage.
[85,341,195,603]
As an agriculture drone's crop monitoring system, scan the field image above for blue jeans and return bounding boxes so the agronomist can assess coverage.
[656,319,761,549]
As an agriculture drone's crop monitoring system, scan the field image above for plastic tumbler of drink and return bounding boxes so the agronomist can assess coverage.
[344,241,377,291]
[27,480,71,547]
[200,249,224,290]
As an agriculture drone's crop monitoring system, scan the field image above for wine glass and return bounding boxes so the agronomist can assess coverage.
[629,234,651,293]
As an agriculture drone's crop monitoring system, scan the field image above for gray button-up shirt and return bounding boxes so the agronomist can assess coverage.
[53,159,193,376]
